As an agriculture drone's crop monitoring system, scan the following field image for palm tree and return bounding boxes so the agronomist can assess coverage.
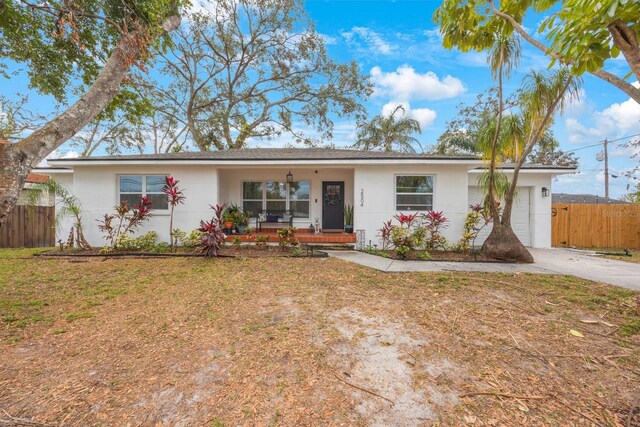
[355,105,422,153]
[26,179,91,249]
[482,67,581,262]
[483,34,521,231]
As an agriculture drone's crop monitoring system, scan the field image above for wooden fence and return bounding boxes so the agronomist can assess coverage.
[552,203,640,249]
[0,205,55,248]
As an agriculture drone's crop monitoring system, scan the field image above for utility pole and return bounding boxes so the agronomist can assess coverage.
[604,138,609,199]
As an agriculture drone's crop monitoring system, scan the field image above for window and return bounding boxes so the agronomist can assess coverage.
[242,180,310,218]
[395,175,433,211]
[119,175,168,210]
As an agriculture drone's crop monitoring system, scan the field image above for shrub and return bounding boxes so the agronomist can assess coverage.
[423,211,449,250]
[255,235,270,246]
[198,204,227,257]
[97,196,152,248]
[417,250,431,260]
[172,229,202,248]
[116,231,158,251]
[458,204,492,253]
[395,245,410,259]
[153,242,171,253]
[232,236,242,246]
[277,227,298,248]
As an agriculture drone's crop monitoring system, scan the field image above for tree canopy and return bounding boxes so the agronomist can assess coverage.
[433,0,640,104]
[152,0,371,151]
[0,0,185,224]
[432,88,579,167]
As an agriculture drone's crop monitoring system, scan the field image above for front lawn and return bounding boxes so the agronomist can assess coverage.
[1,248,639,426]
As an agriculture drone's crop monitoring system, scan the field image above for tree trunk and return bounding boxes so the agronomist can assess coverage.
[608,20,640,83]
[482,222,534,263]
[488,0,640,105]
[0,15,181,226]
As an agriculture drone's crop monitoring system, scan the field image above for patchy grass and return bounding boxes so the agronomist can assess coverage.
[577,247,640,264]
[0,248,639,426]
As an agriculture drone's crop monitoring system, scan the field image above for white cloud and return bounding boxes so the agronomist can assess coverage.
[381,101,436,130]
[565,84,640,144]
[341,26,396,55]
[370,65,466,101]
[40,149,79,167]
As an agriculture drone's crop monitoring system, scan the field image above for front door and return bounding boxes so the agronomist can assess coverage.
[322,181,344,230]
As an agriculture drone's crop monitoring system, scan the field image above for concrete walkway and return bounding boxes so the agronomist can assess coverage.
[325,248,640,291]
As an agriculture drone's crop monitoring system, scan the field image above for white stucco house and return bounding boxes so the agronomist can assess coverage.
[37,148,574,248]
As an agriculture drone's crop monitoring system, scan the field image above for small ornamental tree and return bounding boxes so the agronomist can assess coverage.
[163,176,186,250]
[97,196,152,248]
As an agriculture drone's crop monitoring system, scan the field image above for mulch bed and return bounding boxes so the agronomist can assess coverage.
[35,245,327,259]
[367,249,509,262]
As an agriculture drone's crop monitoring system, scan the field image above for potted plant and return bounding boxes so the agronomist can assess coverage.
[222,209,235,232]
[344,204,354,233]
[235,210,249,234]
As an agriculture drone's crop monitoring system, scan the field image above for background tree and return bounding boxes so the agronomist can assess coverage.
[434,0,640,104]
[0,0,185,224]
[153,0,371,151]
[432,88,578,167]
[354,105,422,153]
[622,182,640,203]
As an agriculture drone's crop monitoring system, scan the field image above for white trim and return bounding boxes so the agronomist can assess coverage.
[468,168,575,175]
[117,174,169,212]
[393,174,435,212]
[48,159,484,167]
[241,179,311,219]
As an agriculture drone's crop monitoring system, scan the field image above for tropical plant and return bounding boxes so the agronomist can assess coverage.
[198,204,227,257]
[97,196,153,248]
[26,178,91,250]
[162,176,186,250]
[458,204,493,253]
[422,211,449,250]
[379,212,426,258]
[355,105,422,153]
[344,204,354,226]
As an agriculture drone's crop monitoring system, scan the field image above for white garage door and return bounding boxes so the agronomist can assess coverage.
[468,186,531,247]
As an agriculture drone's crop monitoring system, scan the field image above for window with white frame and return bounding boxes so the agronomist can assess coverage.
[119,175,168,210]
[395,175,433,211]
[242,180,310,218]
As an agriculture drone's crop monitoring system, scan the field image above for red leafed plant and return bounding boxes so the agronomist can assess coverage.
[163,176,186,250]
[198,203,227,257]
[97,196,153,248]
[379,219,393,250]
[423,210,449,250]
[393,212,419,228]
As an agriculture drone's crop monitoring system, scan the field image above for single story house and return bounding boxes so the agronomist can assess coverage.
[37,148,575,248]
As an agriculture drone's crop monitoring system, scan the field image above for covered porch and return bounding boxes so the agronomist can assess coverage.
[217,166,356,243]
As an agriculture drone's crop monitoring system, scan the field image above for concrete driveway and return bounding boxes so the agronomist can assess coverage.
[326,248,640,291]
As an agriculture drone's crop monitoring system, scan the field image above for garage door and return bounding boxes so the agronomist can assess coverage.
[468,186,531,247]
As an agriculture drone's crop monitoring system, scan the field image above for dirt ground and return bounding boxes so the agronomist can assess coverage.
[1,249,639,426]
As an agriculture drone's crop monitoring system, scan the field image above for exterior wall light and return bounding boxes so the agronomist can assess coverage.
[542,187,550,197]
[286,170,293,184]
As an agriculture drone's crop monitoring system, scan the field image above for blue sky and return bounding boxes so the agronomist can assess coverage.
[4,0,640,198]
[300,0,640,198]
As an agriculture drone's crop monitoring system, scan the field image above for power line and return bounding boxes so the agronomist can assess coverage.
[563,132,640,154]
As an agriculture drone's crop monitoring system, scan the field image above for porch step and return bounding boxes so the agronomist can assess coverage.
[225,232,356,244]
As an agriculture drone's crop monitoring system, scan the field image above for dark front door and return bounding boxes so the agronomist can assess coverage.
[322,181,344,230]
